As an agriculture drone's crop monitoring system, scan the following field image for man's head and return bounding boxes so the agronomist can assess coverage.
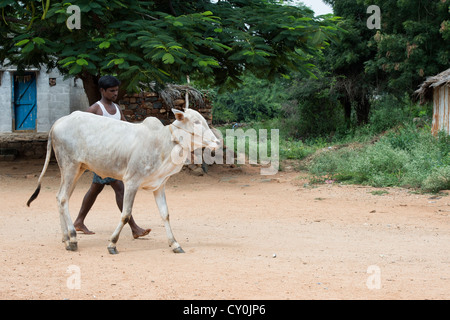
[98,75,120,102]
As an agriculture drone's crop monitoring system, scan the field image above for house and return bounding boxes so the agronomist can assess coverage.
[0,66,88,133]
[415,68,450,135]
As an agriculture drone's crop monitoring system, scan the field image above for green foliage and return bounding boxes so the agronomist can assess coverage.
[216,118,317,164]
[363,0,450,96]
[322,0,377,125]
[361,93,432,135]
[279,138,316,160]
[0,0,340,97]
[321,0,450,126]
[422,166,450,194]
[212,73,288,123]
[309,121,450,192]
[281,72,345,138]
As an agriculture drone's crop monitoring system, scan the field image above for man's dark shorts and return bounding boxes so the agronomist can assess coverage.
[93,173,117,185]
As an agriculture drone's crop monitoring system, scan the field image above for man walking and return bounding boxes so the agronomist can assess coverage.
[73,75,151,238]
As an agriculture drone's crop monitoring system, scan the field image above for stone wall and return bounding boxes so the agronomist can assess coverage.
[0,132,48,160]
[118,92,213,125]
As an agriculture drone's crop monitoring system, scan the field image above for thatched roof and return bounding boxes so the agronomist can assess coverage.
[143,82,205,109]
[415,68,450,103]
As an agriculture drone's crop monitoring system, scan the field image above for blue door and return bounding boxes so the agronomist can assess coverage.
[13,72,37,131]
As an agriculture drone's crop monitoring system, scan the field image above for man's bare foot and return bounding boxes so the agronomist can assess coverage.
[74,223,95,235]
[132,227,151,239]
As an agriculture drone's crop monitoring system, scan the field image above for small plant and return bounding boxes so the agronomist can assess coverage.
[370,190,389,196]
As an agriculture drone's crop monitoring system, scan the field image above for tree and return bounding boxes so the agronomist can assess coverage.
[363,0,450,96]
[212,72,288,123]
[322,0,378,125]
[284,70,344,138]
[0,0,339,104]
[323,0,449,125]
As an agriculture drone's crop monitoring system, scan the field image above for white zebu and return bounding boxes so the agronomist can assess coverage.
[27,108,220,254]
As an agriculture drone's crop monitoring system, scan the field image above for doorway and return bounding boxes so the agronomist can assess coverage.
[13,72,37,131]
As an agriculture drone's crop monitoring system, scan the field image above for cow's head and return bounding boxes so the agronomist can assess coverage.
[171,108,221,151]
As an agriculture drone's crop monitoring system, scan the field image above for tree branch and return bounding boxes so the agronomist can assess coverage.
[136,12,159,20]
[3,16,29,26]
[168,0,177,16]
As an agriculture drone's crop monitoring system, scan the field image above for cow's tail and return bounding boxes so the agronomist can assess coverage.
[27,128,53,207]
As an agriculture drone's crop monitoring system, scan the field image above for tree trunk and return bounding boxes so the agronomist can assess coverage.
[355,95,370,125]
[340,95,352,127]
[80,73,101,106]
[338,74,371,127]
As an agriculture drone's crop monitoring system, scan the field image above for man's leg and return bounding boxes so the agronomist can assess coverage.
[74,182,105,234]
[110,180,151,239]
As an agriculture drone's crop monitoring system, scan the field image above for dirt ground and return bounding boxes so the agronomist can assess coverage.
[0,159,448,300]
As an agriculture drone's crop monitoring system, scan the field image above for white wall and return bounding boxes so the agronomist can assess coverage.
[70,77,89,113]
[0,71,13,132]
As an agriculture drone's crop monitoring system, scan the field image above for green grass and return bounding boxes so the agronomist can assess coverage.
[216,117,450,193]
[215,119,319,166]
[308,122,450,192]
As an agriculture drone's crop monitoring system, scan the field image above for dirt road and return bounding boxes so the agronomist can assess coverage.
[0,159,448,299]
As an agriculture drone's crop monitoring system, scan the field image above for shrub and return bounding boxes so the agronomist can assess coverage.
[422,166,450,193]
[309,122,450,192]
[282,75,344,139]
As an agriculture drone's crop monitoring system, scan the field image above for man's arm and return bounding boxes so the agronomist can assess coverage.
[86,103,102,115]
[118,108,126,121]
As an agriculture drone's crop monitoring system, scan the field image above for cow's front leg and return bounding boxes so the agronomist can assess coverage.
[107,182,138,254]
[56,163,83,252]
[154,185,184,253]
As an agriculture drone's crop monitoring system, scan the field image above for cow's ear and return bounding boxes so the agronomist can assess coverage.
[172,108,185,121]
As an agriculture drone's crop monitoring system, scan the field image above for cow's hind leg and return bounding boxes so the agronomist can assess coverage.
[57,162,83,251]
[107,182,139,254]
[154,185,184,253]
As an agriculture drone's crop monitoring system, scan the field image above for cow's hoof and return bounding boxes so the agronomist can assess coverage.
[173,247,185,253]
[66,242,78,251]
[108,247,119,255]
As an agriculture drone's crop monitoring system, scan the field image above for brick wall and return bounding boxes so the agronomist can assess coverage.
[118,91,213,125]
